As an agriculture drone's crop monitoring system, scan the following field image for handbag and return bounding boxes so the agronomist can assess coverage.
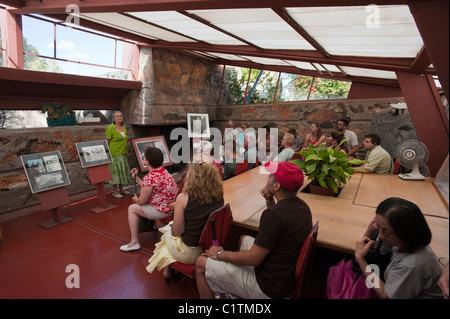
[327,231,390,299]
[326,258,377,299]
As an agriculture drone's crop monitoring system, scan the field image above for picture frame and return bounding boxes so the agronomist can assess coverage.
[20,151,71,194]
[131,136,172,171]
[187,113,210,138]
[433,153,449,209]
[76,140,113,168]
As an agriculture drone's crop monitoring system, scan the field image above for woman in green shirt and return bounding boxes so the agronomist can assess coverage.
[106,111,132,198]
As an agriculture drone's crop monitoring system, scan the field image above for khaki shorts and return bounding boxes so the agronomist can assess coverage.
[205,236,270,299]
[142,204,173,220]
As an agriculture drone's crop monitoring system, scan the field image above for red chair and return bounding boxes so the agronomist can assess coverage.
[291,221,319,299]
[169,203,233,295]
[233,159,248,176]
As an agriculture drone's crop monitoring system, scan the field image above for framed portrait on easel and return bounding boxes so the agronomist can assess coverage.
[187,113,210,138]
[131,136,172,171]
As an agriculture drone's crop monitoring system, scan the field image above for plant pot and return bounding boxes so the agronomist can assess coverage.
[309,184,337,197]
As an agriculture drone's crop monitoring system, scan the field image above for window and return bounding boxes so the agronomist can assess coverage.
[221,66,352,105]
[21,15,137,80]
[276,74,312,102]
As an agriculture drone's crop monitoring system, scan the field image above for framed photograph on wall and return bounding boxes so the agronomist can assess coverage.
[187,113,210,138]
[131,136,172,171]
[20,151,71,194]
[76,140,113,168]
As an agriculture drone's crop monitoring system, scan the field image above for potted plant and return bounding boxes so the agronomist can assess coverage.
[290,141,366,196]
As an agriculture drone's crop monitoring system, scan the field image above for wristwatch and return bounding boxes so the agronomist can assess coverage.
[216,249,224,261]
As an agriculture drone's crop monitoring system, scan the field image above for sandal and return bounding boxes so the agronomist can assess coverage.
[112,193,123,198]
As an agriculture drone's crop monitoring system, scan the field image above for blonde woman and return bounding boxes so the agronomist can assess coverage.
[146,154,224,283]
[106,111,133,198]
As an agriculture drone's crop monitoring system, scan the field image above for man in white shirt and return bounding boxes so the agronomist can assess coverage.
[336,118,358,158]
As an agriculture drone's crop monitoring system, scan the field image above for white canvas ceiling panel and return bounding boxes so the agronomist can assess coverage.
[238,55,292,67]
[284,60,317,71]
[80,13,196,42]
[286,5,423,58]
[205,52,248,61]
[341,66,397,79]
[127,11,245,45]
[188,9,315,50]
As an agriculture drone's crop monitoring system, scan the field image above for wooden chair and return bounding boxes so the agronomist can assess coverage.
[291,221,319,299]
[169,203,233,295]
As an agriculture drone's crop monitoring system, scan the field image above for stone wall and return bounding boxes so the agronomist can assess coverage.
[0,125,117,214]
[126,47,223,127]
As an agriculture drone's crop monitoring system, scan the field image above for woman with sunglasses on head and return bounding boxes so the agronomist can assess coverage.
[355,197,443,299]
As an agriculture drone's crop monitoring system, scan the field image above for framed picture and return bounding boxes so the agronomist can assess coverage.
[187,113,210,138]
[76,140,113,168]
[20,151,71,194]
[131,136,172,171]
[433,153,449,209]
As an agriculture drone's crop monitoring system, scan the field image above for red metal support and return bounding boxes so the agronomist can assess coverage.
[0,9,23,69]
[396,71,449,176]
[409,0,449,101]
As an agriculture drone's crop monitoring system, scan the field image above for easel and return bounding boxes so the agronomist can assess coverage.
[38,187,72,229]
[87,164,117,214]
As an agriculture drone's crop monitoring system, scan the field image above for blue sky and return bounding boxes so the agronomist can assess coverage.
[22,15,125,77]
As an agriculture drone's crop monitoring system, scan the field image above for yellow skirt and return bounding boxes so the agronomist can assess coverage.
[146,222,203,273]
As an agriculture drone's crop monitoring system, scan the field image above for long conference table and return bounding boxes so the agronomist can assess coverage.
[223,166,449,260]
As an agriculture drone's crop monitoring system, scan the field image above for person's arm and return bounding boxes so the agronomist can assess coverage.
[353,166,372,173]
[348,144,358,157]
[439,262,450,299]
[354,236,389,299]
[313,134,327,147]
[130,168,144,186]
[260,185,276,209]
[172,193,188,236]
[132,184,153,205]
[203,243,270,267]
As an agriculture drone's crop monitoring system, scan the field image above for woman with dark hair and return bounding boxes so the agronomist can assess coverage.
[120,147,178,252]
[302,122,326,149]
[325,130,349,154]
[355,197,443,299]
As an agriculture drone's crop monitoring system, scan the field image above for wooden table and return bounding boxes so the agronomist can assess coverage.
[223,168,449,259]
[354,174,449,218]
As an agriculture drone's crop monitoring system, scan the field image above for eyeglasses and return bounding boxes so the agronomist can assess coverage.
[378,226,397,238]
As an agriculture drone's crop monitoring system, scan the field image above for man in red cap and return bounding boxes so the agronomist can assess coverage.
[196,161,312,299]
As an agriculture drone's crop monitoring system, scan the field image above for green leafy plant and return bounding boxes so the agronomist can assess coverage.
[290,141,366,193]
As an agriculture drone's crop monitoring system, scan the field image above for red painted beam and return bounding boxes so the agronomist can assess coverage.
[10,0,422,15]
[409,0,449,101]
[396,71,449,176]
[0,9,23,68]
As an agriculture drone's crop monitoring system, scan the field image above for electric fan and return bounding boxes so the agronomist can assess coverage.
[394,140,429,181]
